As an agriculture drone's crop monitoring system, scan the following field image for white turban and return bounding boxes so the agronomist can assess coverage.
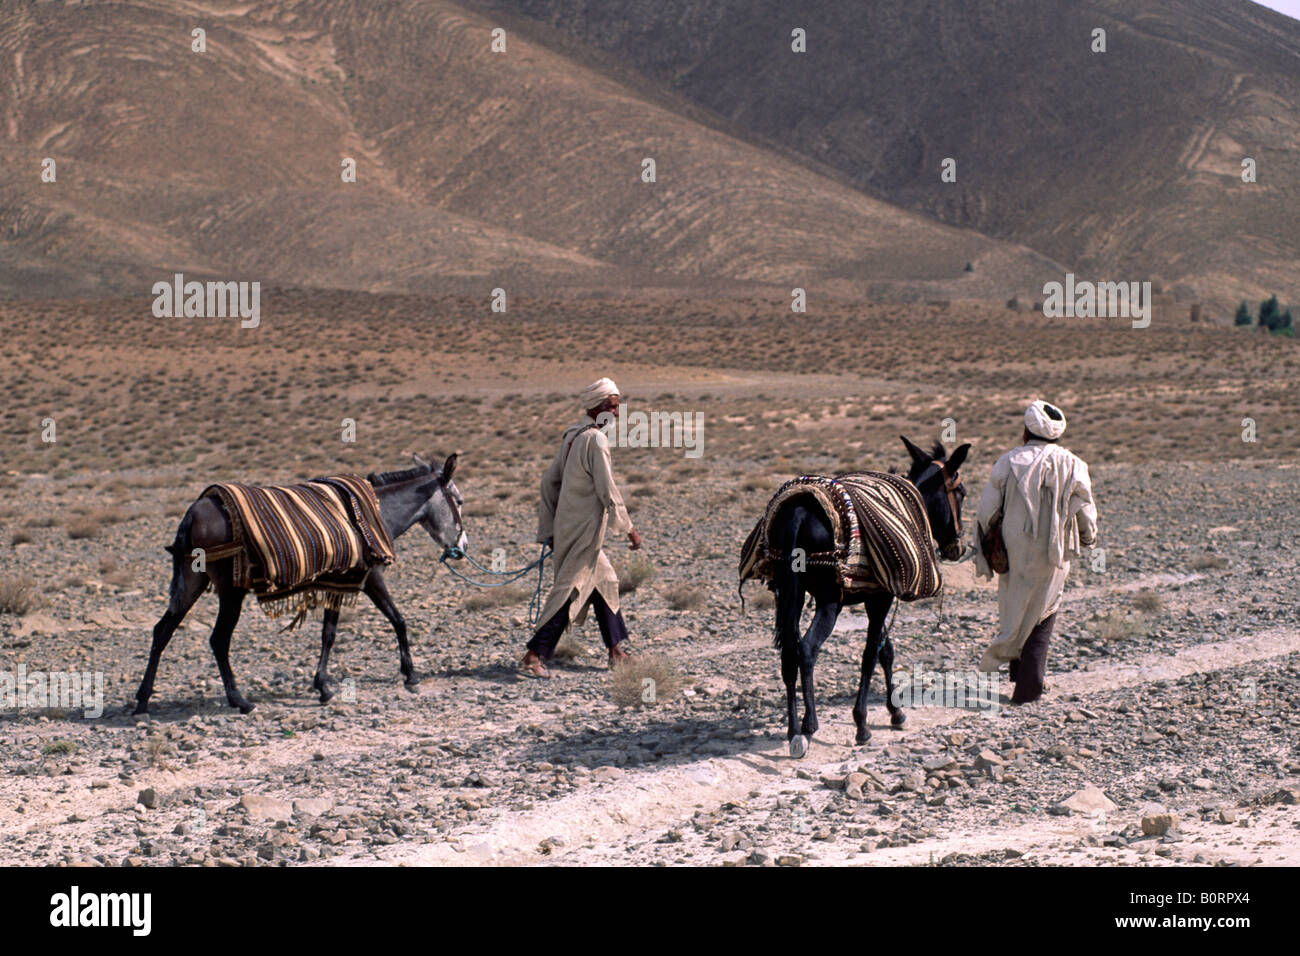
[1025,400,1067,440]
[580,377,620,410]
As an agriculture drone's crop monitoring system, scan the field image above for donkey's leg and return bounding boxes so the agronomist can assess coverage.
[774,579,806,755]
[363,570,417,688]
[208,587,253,713]
[852,592,894,744]
[313,609,340,703]
[880,632,907,728]
[134,564,208,715]
[797,596,840,747]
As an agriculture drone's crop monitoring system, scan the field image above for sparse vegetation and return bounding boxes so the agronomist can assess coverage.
[663,584,706,611]
[618,555,655,594]
[1131,588,1164,614]
[1095,610,1151,642]
[0,575,38,615]
[41,740,77,757]
[610,652,680,708]
[463,584,531,611]
[1191,553,1229,571]
[65,518,99,540]
[551,636,585,661]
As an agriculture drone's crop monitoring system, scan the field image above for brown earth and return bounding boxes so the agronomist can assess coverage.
[1,292,1298,867]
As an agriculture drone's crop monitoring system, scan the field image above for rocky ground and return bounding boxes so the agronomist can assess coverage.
[1,294,1297,866]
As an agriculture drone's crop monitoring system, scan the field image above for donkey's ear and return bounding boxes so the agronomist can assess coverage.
[947,443,971,473]
[412,452,431,469]
[441,452,458,483]
[900,435,930,465]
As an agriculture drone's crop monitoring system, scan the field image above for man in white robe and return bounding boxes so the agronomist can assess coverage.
[520,377,642,678]
[974,400,1098,703]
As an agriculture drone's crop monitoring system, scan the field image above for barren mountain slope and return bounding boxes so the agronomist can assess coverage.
[0,0,1059,298]
[473,0,1300,311]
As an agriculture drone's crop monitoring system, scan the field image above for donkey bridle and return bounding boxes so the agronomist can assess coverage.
[929,460,964,539]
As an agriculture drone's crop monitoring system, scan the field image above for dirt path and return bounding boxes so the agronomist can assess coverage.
[337,624,1300,866]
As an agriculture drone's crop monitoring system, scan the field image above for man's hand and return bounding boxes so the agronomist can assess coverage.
[628,529,642,550]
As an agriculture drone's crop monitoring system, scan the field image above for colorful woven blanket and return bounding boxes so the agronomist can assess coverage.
[739,471,942,602]
[200,475,396,624]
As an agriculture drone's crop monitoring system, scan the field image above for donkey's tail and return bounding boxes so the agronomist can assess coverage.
[770,504,806,650]
[162,508,195,611]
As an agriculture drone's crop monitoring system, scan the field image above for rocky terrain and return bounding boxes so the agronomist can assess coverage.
[1,292,1297,867]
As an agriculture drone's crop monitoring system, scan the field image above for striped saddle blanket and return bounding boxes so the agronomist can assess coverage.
[739,471,941,602]
[200,474,396,624]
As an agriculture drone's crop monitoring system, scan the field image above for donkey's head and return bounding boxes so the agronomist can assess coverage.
[369,452,467,554]
[412,452,466,555]
[901,436,970,561]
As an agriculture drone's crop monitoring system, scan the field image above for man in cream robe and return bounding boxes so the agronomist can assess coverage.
[520,377,641,678]
[974,400,1098,703]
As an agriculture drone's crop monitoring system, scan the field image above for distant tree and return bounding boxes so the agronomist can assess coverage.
[1234,301,1252,325]
[1258,294,1280,329]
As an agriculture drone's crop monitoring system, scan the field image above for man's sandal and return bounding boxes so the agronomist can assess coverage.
[518,654,551,679]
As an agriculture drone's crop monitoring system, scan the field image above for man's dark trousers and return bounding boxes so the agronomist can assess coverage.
[528,591,627,659]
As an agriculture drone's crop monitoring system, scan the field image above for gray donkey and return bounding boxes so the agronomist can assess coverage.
[133,453,466,715]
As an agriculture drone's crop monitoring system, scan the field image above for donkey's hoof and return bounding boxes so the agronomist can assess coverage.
[403,676,420,692]
[789,735,809,759]
[318,688,334,704]
[856,728,872,745]
[234,701,255,714]
[131,701,148,717]
[890,710,907,728]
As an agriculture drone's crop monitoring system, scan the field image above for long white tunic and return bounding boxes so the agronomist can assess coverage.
[974,440,1098,671]
[535,421,634,627]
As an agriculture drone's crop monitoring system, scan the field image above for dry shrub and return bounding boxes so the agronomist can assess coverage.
[463,584,530,611]
[145,733,175,770]
[746,588,775,610]
[663,584,706,611]
[1190,553,1228,571]
[551,636,585,661]
[610,653,680,708]
[89,507,132,525]
[42,739,77,757]
[0,575,39,615]
[1095,610,1150,642]
[1131,588,1164,613]
[618,555,655,594]
[66,518,99,540]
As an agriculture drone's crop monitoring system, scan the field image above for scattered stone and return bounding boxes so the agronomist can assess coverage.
[1057,785,1117,816]
[292,797,334,818]
[1141,811,1178,836]
[238,794,294,823]
[137,788,158,810]
[844,772,869,801]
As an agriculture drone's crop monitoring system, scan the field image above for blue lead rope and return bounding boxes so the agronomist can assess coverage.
[440,544,553,626]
